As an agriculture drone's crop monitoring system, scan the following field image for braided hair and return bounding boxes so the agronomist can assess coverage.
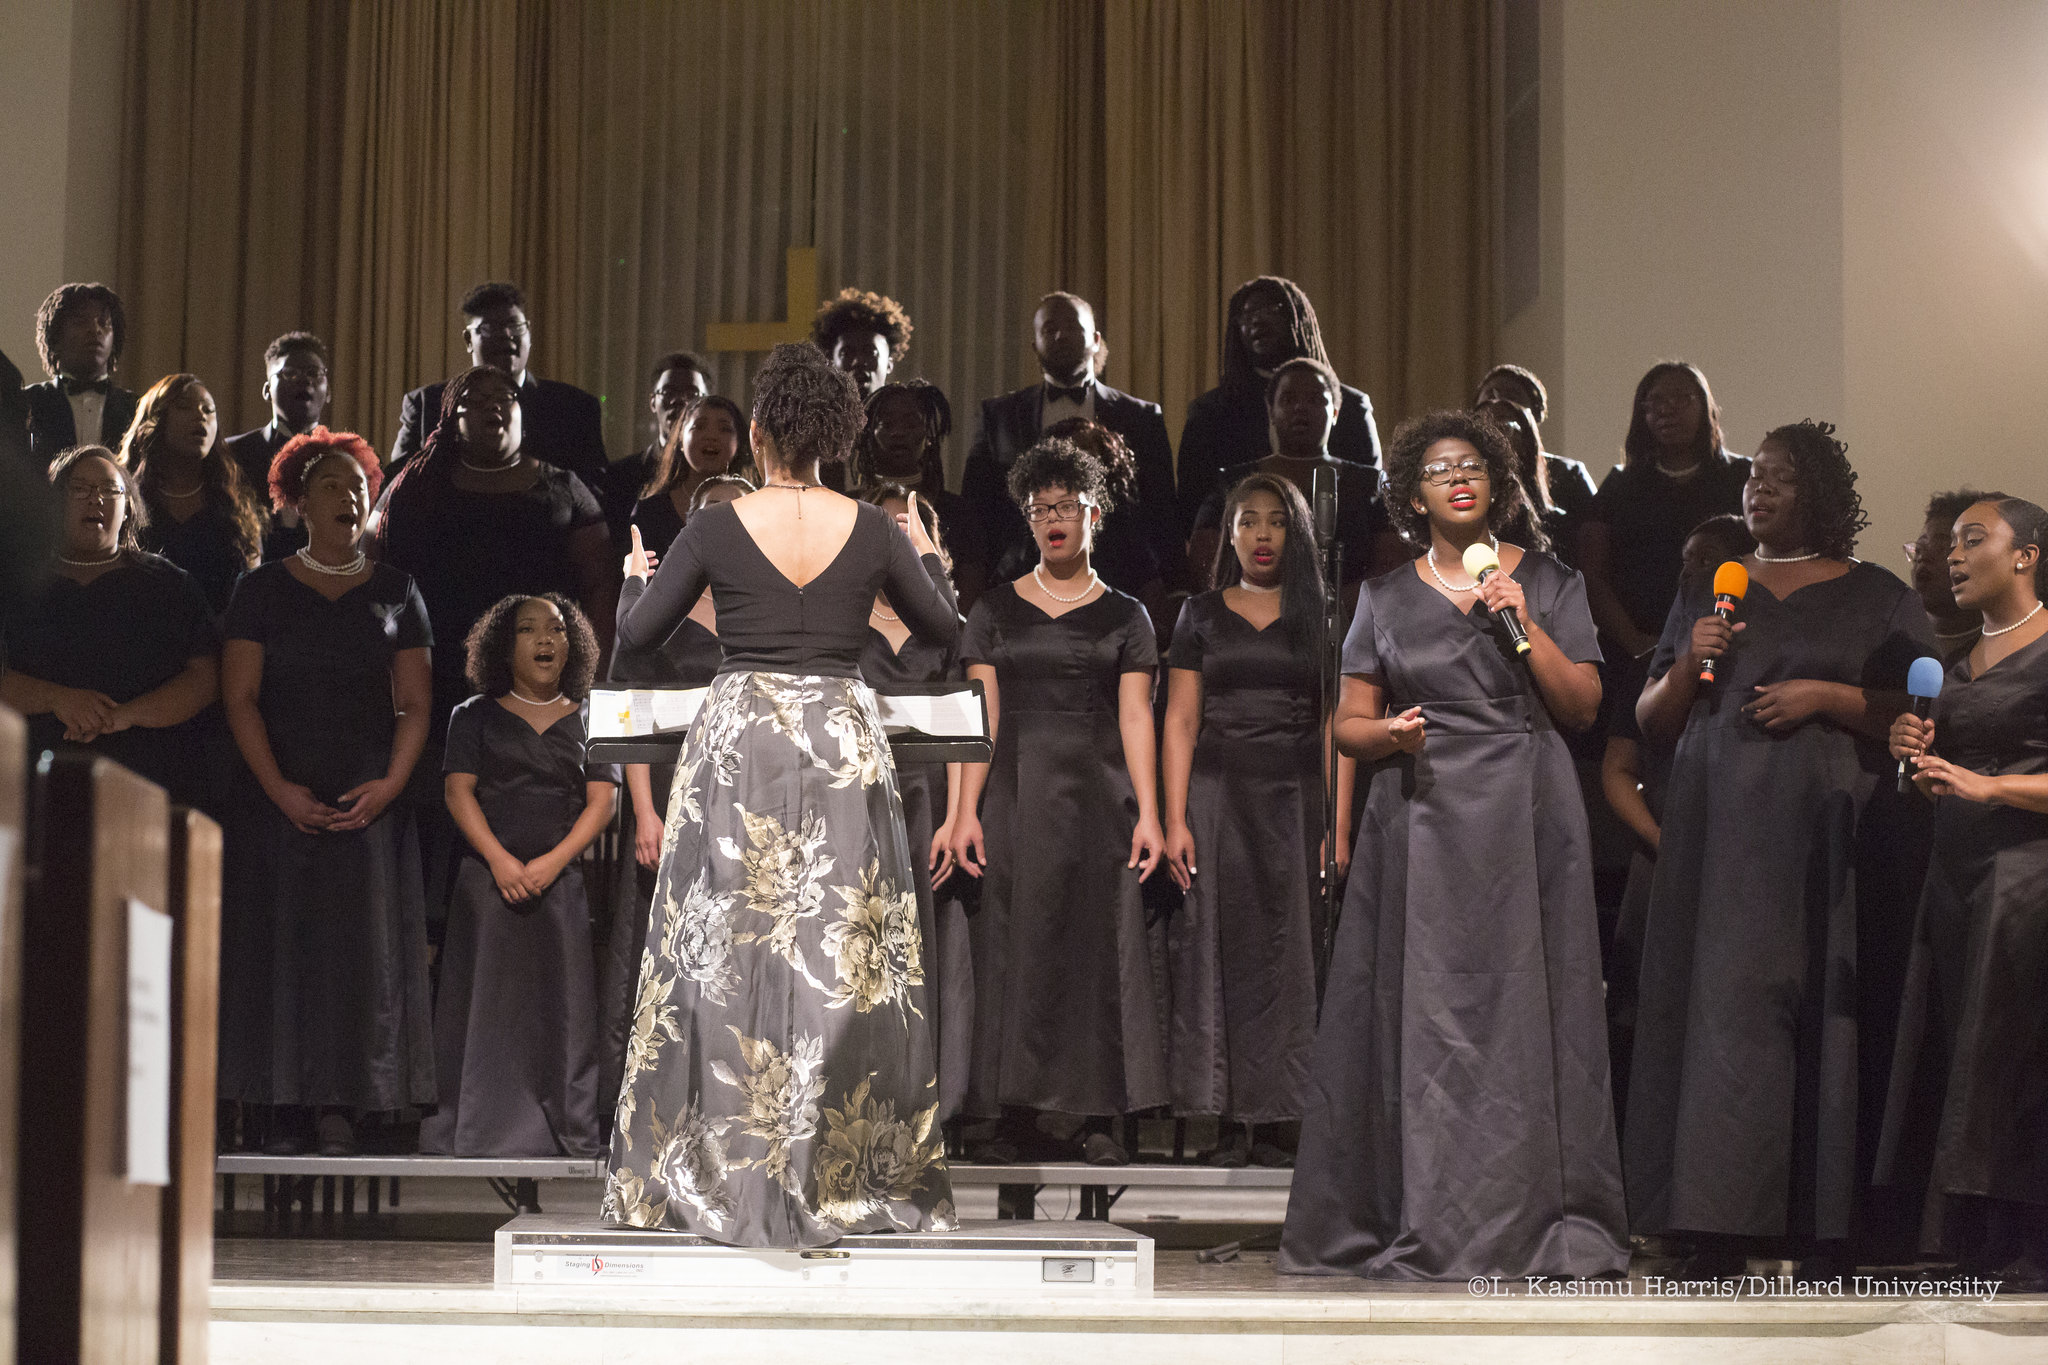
[850,379,951,491]
[1220,277,1332,394]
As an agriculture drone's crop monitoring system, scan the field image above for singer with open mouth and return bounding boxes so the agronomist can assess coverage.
[1280,410,1627,1281]
[1879,494,2048,1288]
[1625,420,1935,1276]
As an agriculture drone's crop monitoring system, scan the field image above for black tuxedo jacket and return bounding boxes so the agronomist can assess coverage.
[0,348,27,471]
[389,373,606,483]
[959,378,1179,587]
[224,424,290,498]
[23,377,140,467]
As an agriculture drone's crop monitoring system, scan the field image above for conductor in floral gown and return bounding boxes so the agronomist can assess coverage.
[604,343,961,1248]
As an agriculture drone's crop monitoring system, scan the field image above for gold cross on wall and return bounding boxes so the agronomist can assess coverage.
[705,248,819,353]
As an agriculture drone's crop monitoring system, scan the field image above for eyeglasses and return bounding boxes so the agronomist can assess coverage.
[1024,498,1092,523]
[67,481,126,502]
[467,321,530,341]
[1420,459,1490,486]
[1904,538,1951,565]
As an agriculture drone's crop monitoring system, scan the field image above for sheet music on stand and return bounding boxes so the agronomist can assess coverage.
[586,680,991,765]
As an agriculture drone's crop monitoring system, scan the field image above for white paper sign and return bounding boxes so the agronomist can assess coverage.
[873,689,985,738]
[588,688,708,739]
[125,899,173,1187]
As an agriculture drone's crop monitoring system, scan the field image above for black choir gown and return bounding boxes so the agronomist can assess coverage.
[960,583,1167,1118]
[422,696,617,1156]
[1279,553,1628,1281]
[1165,591,1323,1122]
[1877,632,2048,1245]
[1,553,218,812]
[217,562,438,1112]
[861,622,974,1122]
[597,614,723,1127]
[1624,561,1934,1242]
[141,497,253,617]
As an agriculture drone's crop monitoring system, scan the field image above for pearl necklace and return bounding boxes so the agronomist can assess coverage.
[296,545,367,576]
[1981,601,2045,638]
[508,686,565,706]
[872,603,900,623]
[159,481,204,500]
[1034,563,1099,603]
[459,454,520,474]
[1425,534,1498,594]
[1753,547,1822,563]
[57,548,122,567]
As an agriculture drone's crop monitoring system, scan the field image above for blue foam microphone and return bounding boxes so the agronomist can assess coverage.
[1898,656,1945,794]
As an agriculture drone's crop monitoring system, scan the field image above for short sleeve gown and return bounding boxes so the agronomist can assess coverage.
[604,499,961,1247]
[216,561,438,1113]
[1624,560,1935,1243]
[597,613,724,1127]
[1876,631,2048,1250]
[1279,552,1629,1281]
[1164,590,1324,1123]
[861,618,973,1122]
[958,582,1167,1119]
[422,696,618,1156]
[2,552,219,813]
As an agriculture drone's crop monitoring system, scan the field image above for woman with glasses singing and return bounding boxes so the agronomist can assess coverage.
[1626,421,1933,1276]
[946,437,1168,1166]
[1280,411,1628,1281]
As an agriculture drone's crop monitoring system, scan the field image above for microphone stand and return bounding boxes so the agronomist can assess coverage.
[1312,464,1343,1005]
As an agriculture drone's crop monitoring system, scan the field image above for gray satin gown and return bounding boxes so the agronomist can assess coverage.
[1279,553,1629,1281]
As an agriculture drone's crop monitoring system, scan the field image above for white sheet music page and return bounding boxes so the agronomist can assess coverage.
[873,689,983,737]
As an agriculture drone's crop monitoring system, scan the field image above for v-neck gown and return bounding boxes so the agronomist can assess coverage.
[1165,590,1324,1122]
[959,582,1167,1118]
[604,500,961,1247]
[1624,560,1935,1241]
[1279,553,1628,1281]
[216,561,437,1111]
[1877,631,2048,1242]
[422,697,617,1155]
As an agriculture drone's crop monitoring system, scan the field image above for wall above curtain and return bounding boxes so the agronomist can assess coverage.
[116,0,1494,483]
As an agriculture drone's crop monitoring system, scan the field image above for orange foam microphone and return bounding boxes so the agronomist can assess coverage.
[1698,561,1750,684]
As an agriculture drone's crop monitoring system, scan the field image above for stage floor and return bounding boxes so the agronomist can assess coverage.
[212,1229,2048,1365]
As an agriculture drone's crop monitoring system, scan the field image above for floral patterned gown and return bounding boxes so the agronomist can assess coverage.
[604,500,961,1247]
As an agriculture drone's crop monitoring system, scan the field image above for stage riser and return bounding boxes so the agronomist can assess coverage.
[207,1319,2048,1365]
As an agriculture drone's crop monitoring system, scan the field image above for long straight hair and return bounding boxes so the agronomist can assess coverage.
[121,372,265,568]
[1621,360,1730,470]
[1211,471,1326,661]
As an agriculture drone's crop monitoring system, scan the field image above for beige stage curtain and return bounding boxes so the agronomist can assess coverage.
[115,0,1493,480]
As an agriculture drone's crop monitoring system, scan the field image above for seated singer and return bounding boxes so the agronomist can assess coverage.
[603,342,960,1248]
[1279,410,1628,1281]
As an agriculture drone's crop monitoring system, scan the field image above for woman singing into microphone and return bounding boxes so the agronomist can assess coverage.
[1883,495,2048,1287]
[1280,411,1627,1281]
[603,343,959,1247]
[1626,420,1934,1275]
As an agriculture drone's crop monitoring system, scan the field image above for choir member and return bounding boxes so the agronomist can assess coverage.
[1474,363,1596,533]
[596,473,750,1130]
[1476,396,1573,566]
[1162,472,1350,1167]
[423,594,616,1157]
[217,430,435,1155]
[1,447,218,811]
[959,293,1178,593]
[850,380,978,591]
[1601,512,1754,1126]
[1187,357,1397,592]
[1626,420,1935,1275]
[1882,495,2048,1289]
[627,394,750,559]
[1279,410,1626,1281]
[23,282,138,467]
[0,346,29,469]
[390,281,606,482]
[121,374,268,616]
[861,482,973,1122]
[224,332,334,558]
[812,287,912,400]
[1580,361,1749,662]
[947,437,1168,1166]
[1176,276,1381,542]
[601,352,710,546]
[605,341,958,1246]
[1043,417,1168,638]
[1909,488,1998,664]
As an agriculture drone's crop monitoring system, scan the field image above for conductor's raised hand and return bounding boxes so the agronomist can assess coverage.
[623,524,658,582]
[1386,705,1426,754]
[899,490,939,558]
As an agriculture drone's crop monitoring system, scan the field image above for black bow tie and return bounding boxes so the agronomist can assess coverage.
[1045,383,1089,405]
[62,376,110,396]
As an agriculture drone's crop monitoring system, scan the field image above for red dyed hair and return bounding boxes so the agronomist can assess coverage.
[269,426,383,511]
